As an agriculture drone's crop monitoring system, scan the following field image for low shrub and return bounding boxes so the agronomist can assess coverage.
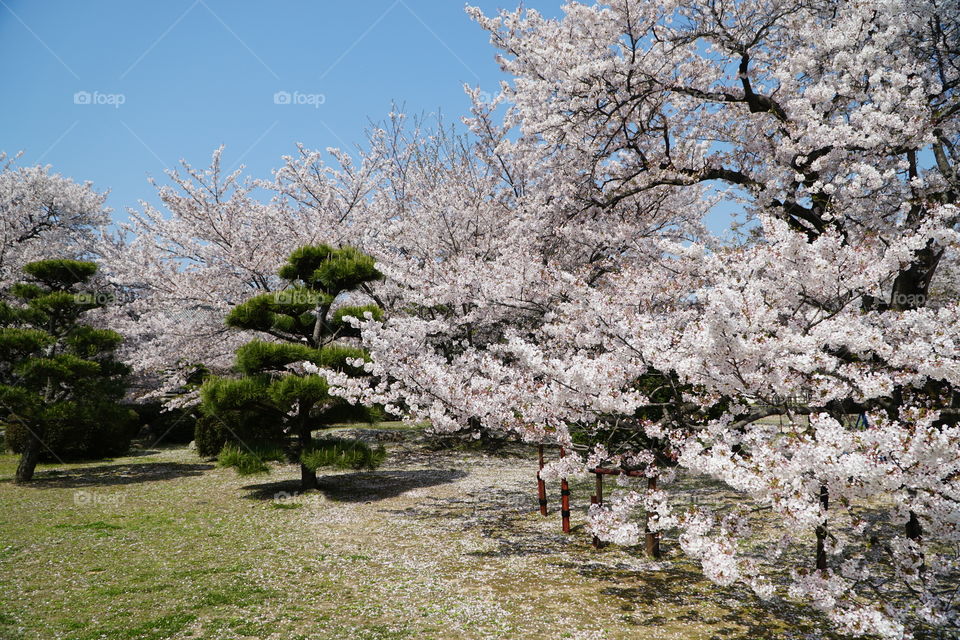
[131,402,197,445]
[216,442,285,475]
[4,402,137,460]
[300,437,386,471]
[194,413,228,458]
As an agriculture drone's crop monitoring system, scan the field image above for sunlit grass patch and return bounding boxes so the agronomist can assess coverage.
[0,427,859,640]
[67,613,196,640]
[53,520,122,532]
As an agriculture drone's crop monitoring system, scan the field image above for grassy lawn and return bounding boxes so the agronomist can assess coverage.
[0,427,847,640]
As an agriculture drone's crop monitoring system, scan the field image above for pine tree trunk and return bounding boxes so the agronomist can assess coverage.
[15,435,41,483]
[292,399,317,491]
[300,462,317,491]
[298,428,317,491]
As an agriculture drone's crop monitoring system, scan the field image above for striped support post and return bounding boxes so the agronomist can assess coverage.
[537,445,548,516]
[560,447,571,534]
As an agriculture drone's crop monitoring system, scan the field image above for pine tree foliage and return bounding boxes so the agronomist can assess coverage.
[199,245,385,490]
[0,259,134,482]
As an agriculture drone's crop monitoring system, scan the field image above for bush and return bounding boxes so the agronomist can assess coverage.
[300,437,386,471]
[194,408,284,459]
[194,413,228,458]
[4,401,138,460]
[320,402,384,425]
[128,402,198,445]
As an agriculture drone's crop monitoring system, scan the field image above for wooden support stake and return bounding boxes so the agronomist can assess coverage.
[560,447,571,534]
[537,444,548,516]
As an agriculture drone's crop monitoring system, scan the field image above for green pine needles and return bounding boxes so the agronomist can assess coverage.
[0,259,134,483]
[217,443,285,476]
[199,245,387,490]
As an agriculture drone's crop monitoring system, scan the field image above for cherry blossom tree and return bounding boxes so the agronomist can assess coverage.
[0,153,111,288]
[318,1,960,636]
[75,2,960,631]
[99,146,381,401]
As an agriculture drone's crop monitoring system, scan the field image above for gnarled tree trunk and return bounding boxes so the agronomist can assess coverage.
[15,434,41,483]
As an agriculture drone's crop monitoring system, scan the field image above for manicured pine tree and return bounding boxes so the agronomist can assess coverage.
[199,245,385,491]
[0,259,133,483]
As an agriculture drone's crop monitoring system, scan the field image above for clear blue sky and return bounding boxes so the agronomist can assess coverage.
[0,0,561,222]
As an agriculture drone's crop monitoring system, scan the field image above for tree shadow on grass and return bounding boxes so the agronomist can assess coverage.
[240,468,469,502]
[21,462,214,488]
[560,555,847,639]
[380,485,574,558]
[381,477,848,639]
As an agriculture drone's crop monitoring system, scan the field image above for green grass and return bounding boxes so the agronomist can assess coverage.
[0,427,855,640]
[270,501,302,509]
[54,521,122,531]
[68,613,196,640]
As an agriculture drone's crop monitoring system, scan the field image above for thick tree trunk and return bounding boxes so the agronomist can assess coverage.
[815,484,829,572]
[906,508,925,578]
[889,245,942,311]
[645,475,661,558]
[906,510,923,541]
[15,435,41,483]
[300,463,317,491]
